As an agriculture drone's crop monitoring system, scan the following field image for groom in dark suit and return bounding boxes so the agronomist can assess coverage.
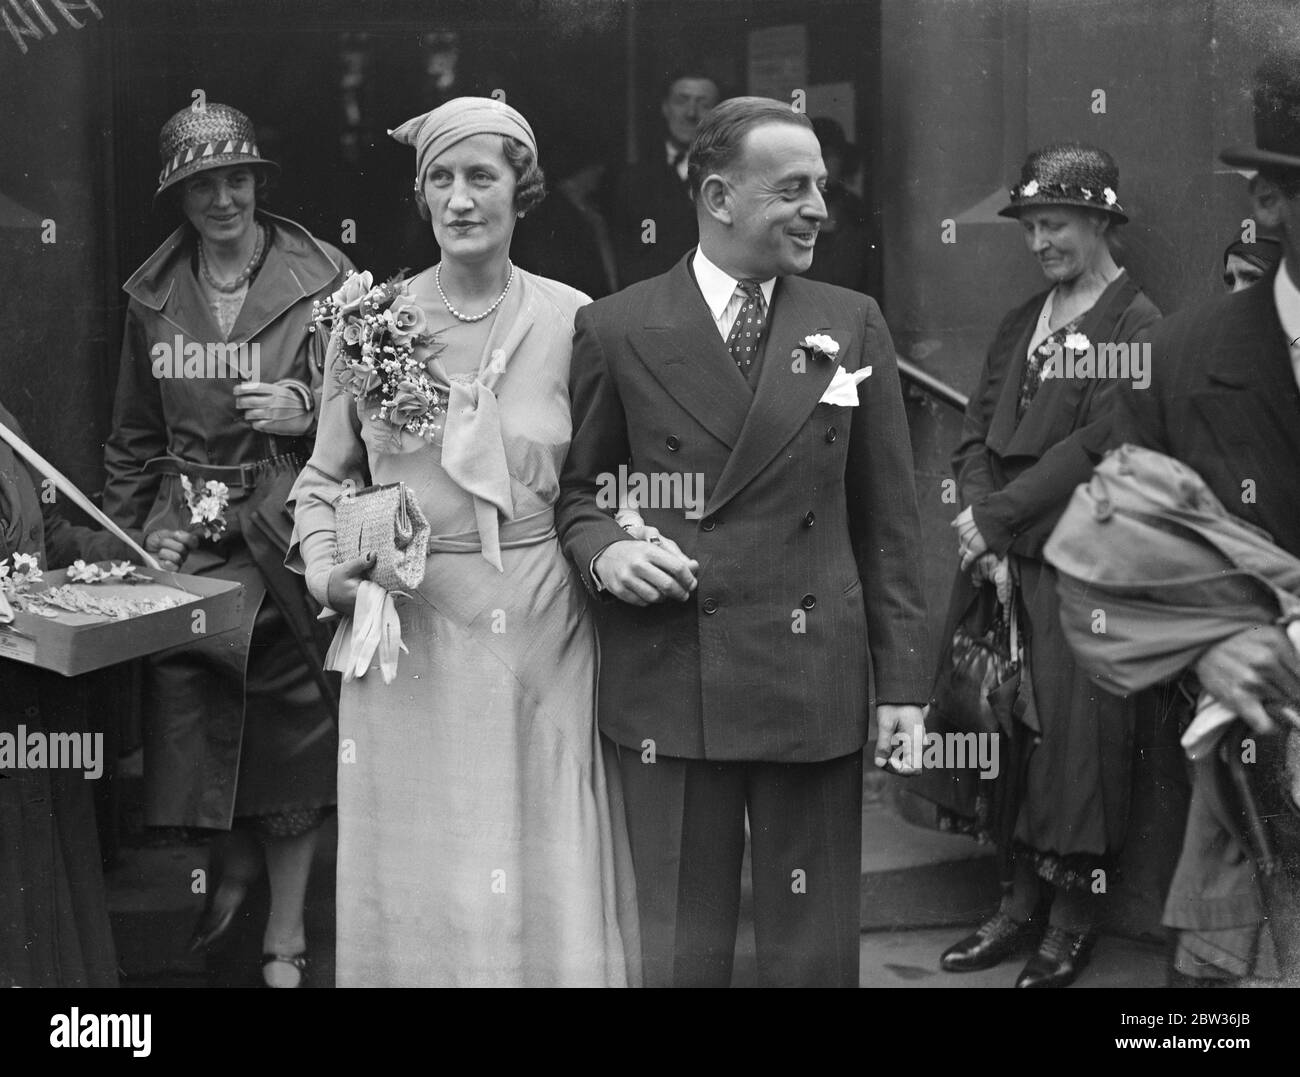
[557,97,931,987]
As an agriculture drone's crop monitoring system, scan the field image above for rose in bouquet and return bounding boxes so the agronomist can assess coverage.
[312,270,446,445]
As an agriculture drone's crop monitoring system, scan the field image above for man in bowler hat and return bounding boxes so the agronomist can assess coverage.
[1114,51,1300,983]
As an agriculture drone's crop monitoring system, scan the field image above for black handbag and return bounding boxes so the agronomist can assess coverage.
[911,578,1023,837]
[929,583,1019,738]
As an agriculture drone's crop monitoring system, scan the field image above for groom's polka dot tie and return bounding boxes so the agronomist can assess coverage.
[727,279,767,382]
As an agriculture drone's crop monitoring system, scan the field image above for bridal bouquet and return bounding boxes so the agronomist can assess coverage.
[311,270,446,441]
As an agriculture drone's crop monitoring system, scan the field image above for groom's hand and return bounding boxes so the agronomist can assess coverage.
[594,539,699,606]
[874,704,927,775]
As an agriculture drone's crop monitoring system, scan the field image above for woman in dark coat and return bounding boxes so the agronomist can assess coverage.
[935,144,1161,988]
[1,401,191,987]
[103,103,353,986]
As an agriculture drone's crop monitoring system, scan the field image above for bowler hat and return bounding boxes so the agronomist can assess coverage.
[1220,53,1300,173]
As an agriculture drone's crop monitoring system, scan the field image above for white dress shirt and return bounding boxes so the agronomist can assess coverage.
[1272,261,1300,393]
[691,246,777,341]
[666,140,689,183]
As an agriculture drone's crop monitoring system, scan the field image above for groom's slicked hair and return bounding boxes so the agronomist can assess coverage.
[687,96,813,201]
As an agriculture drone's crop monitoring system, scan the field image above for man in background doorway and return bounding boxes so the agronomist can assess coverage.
[608,70,721,286]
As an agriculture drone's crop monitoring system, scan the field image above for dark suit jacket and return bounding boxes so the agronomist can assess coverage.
[1113,266,1300,558]
[608,155,699,286]
[556,253,931,763]
[1115,267,1300,976]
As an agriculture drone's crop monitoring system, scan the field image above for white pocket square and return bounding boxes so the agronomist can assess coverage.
[819,365,872,406]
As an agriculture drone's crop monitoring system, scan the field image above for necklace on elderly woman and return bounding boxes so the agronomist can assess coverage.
[199,223,265,293]
[436,261,514,322]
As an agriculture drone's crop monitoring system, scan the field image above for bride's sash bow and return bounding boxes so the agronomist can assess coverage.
[426,277,540,572]
[440,377,514,571]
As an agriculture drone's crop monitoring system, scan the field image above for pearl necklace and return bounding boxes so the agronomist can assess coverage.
[199,224,265,294]
[436,261,514,322]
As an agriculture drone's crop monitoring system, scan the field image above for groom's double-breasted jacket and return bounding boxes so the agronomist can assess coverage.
[557,252,932,763]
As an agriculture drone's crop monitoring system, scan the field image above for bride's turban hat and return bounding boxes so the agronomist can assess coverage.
[389,97,538,183]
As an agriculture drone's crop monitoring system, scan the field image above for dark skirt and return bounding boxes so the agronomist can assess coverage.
[0,663,118,987]
[917,558,1138,890]
[1013,556,1136,883]
[141,535,337,829]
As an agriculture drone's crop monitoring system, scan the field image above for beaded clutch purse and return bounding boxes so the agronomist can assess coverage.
[332,480,430,591]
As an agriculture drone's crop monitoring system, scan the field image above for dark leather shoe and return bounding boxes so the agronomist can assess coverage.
[940,912,1041,972]
[1015,926,1096,988]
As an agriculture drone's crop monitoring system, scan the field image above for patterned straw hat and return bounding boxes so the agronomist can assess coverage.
[155,102,279,197]
[999,142,1128,223]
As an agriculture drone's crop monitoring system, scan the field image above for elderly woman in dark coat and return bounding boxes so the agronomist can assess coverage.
[1,401,191,987]
[934,144,1161,988]
[103,104,353,987]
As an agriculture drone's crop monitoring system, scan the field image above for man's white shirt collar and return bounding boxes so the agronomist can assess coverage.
[1274,262,1300,352]
[692,246,776,321]
[666,140,688,181]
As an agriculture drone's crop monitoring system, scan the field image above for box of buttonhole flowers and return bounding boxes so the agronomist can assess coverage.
[0,554,243,676]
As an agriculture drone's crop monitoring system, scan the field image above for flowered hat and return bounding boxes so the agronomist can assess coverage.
[999,142,1127,223]
[155,102,279,197]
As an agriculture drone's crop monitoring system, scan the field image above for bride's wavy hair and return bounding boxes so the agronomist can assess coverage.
[414,135,546,220]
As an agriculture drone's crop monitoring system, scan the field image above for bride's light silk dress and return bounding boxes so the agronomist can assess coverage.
[289,270,640,986]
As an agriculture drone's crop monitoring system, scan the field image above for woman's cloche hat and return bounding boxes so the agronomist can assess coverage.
[155,102,279,198]
[999,142,1128,223]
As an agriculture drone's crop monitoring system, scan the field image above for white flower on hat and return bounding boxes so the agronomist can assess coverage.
[1022,179,1040,197]
[1080,187,1092,198]
[1103,187,1117,206]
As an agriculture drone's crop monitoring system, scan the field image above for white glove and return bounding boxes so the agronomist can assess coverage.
[323,580,408,684]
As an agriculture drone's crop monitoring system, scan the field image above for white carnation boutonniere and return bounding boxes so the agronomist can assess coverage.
[1064,332,1091,353]
[798,333,841,363]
